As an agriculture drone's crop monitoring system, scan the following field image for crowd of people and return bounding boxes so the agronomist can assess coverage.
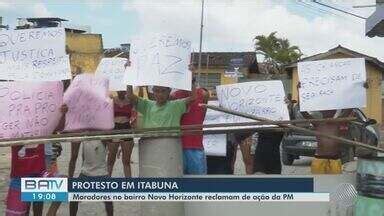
[5,63,366,216]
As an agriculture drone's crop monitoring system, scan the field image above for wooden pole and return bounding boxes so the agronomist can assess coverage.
[203,104,384,153]
[0,117,356,148]
[0,126,288,148]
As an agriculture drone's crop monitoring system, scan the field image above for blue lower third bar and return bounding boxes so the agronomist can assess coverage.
[21,192,68,202]
[69,178,314,193]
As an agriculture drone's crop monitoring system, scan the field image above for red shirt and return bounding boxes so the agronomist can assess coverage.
[10,144,45,178]
[114,103,133,118]
[171,88,207,149]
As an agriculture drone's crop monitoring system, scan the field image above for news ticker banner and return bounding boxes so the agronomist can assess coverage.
[21,177,329,202]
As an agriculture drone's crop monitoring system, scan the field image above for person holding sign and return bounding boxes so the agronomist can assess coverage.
[297,82,369,174]
[107,91,135,177]
[126,62,196,177]
[171,77,210,175]
[5,104,68,216]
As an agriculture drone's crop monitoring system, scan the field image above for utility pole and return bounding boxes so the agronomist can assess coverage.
[198,0,205,85]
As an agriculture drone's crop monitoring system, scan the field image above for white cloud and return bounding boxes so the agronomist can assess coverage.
[0,0,12,10]
[122,0,384,61]
[85,0,105,10]
[31,2,52,17]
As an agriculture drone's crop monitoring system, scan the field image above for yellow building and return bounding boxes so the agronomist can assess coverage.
[190,52,256,96]
[65,29,103,75]
[285,45,384,124]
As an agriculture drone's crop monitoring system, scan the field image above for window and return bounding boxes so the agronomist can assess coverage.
[198,73,221,91]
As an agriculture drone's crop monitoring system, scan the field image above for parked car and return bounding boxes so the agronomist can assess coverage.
[281,107,379,165]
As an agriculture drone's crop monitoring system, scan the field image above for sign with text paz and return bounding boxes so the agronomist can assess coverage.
[216,80,290,124]
[298,58,367,112]
[63,74,114,132]
[202,101,227,156]
[0,81,63,139]
[0,27,71,81]
[125,33,192,90]
[95,57,127,91]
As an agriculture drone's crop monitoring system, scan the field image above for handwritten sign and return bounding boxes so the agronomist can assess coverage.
[0,81,63,138]
[125,33,192,90]
[216,81,290,124]
[64,74,114,131]
[202,101,227,156]
[0,27,71,81]
[95,58,127,91]
[298,58,367,111]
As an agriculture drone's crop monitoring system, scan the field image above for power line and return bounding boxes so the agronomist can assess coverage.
[300,1,342,17]
[296,1,325,16]
[312,0,367,20]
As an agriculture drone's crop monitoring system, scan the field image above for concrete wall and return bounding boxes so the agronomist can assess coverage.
[291,53,383,124]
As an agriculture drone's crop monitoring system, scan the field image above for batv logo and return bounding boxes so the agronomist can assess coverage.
[21,178,68,192]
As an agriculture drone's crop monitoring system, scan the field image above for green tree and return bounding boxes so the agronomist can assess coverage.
[254,32,303,74]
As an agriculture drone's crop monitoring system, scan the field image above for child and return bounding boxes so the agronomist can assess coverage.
[68,139,113,216]
[5,104,67,216]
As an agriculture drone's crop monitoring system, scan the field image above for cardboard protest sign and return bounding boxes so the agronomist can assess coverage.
[298,58,367,112]
[0,81,63,138]
[125,33,192,90]
[216,81,290,124]
[95,57,127,91]
[0,27,71,81]
[202,101,227,156]
[64,74,114,131]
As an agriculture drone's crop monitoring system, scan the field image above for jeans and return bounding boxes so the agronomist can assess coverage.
[183,149,207,175]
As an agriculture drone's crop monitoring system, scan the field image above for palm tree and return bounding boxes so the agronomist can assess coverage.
[254,32,303,74]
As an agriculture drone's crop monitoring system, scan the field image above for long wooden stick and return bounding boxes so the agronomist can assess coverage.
[0,117,355,148]
[204,104,384,153]
[0,126,288,147]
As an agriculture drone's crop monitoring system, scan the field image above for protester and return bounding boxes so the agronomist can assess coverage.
[5,104,67,216]
[68,140,113,216]
[254,132,284,174]
[125,62,196,177]
[170,77,210,175]
[297,82,368,174]
[253,99,290,174]
[300,109,351,174]
[230,133,254,174]
[206,134,237,174]
[107,91,135,177]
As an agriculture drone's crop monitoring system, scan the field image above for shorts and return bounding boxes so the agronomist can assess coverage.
[6,179,28,216]
[112,122,132,142]
[183,149,207,175]
[311,158,342,174]
[254,132,283,174]
[207,137,236,175]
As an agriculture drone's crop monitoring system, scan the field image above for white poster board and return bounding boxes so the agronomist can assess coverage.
[216,80,290,124]
[298,58,367,112]
[125,33,192,90]
[0,27,71,81]
[95,57,127,91]
[202,101,227,156]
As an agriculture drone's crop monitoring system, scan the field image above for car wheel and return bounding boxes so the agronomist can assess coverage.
[282,150,295,165]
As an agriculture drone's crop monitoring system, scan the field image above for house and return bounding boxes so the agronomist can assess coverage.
[190,52,257,96]
[285,45,384,124]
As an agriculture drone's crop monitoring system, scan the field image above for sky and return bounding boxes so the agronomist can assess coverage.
[0,0,383,61]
